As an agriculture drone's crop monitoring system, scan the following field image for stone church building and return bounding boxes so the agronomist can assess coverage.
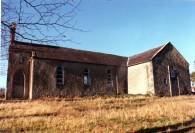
[6,25,191,99]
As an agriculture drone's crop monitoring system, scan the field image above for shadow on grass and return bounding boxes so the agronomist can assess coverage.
[134,118,195,133]
[0,112,58,119]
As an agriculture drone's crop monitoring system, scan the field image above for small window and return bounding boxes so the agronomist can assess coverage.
[170,66,175,78]
[107,70,113,87]
[163,78,167,84]
[84,68,90,85]
[56,66,63,85]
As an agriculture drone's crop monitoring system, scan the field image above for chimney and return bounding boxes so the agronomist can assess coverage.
[10,22,17,45]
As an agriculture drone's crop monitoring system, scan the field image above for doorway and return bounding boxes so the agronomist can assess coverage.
[12,70,24,98]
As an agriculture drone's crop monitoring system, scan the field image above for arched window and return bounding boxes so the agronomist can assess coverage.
[84,68,89,85]
[107,70,113,87]
[56,66,63,85]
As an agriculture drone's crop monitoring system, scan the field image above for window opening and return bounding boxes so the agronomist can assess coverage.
[107,70,112,87]
[163,78,167,84]
[170,66,175,78]
[56,66,63,84]
[84,68,89,85]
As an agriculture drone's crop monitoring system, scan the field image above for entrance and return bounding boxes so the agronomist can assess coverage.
[171,79,179,96]
[12,70,24,98]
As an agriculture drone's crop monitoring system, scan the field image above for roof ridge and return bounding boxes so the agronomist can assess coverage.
[129,43,166,58]
[63,47,128,58]
[13,41,128,66]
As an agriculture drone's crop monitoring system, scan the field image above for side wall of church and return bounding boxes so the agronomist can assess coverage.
[30,59,127,99]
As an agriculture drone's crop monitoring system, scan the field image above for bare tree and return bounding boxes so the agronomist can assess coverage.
[1,0,86,75]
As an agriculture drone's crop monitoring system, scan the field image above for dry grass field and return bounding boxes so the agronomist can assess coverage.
[0,95,195,132]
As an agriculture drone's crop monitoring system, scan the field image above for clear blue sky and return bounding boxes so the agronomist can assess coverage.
[66,0,195,70]
[0,0,195,88]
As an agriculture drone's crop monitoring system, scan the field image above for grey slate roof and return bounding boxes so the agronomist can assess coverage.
[127,42,168,66]
[10,41,186,67]
[10,41,128,66]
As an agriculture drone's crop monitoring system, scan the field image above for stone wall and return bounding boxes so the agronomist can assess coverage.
[31,58,127,99]
[128,61,155,94]
[6,49,31,99]
[7,45,127,99]
[117,66,128,94]
[152,43,191,96]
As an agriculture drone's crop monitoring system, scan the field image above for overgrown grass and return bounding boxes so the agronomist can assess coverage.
[0,95,195,132]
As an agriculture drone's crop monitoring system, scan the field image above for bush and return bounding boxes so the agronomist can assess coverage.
[0,87,5,92]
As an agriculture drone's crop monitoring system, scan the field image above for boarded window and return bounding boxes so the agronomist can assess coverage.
[107,70,113,87]
[84,68,90,85]
[56,66,63,85]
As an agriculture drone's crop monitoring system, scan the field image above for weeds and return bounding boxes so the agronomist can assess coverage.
[0,95,194,132]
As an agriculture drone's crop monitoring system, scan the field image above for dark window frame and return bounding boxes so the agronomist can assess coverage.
[107,70,113,87]
[170,66,175,78]
[56,66,64,85]
[163,78,167,85]
[84,68,90,85]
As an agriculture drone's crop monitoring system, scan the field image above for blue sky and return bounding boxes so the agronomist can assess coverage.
[66,0,195,69]
[0,0,195,87]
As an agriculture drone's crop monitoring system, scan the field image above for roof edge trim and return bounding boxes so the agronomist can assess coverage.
[127,60,151,67]
[127,57,129,66]
[33,56,127,67]
[151,41,170,59]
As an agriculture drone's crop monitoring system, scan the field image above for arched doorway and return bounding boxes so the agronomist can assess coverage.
[12,70,24,98]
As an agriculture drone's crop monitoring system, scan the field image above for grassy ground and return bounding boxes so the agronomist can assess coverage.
[0,95,195,132]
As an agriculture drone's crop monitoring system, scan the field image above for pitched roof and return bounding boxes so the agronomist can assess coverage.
[10,41,128,66]
[127,42,168,66]
[10,41,187,67]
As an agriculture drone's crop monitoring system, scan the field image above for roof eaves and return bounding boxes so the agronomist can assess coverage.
[33,56,126,67]
[127,57,129,66]
[127,59,152,67]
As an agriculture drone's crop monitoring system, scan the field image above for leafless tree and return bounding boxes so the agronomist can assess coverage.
[1,0,86,75]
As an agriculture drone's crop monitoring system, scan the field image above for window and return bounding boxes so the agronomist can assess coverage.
[163,78,167,84]
[84,68,89,85]
[56,66,63,85]
[107,70,113,87]
[170,66,175,78]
